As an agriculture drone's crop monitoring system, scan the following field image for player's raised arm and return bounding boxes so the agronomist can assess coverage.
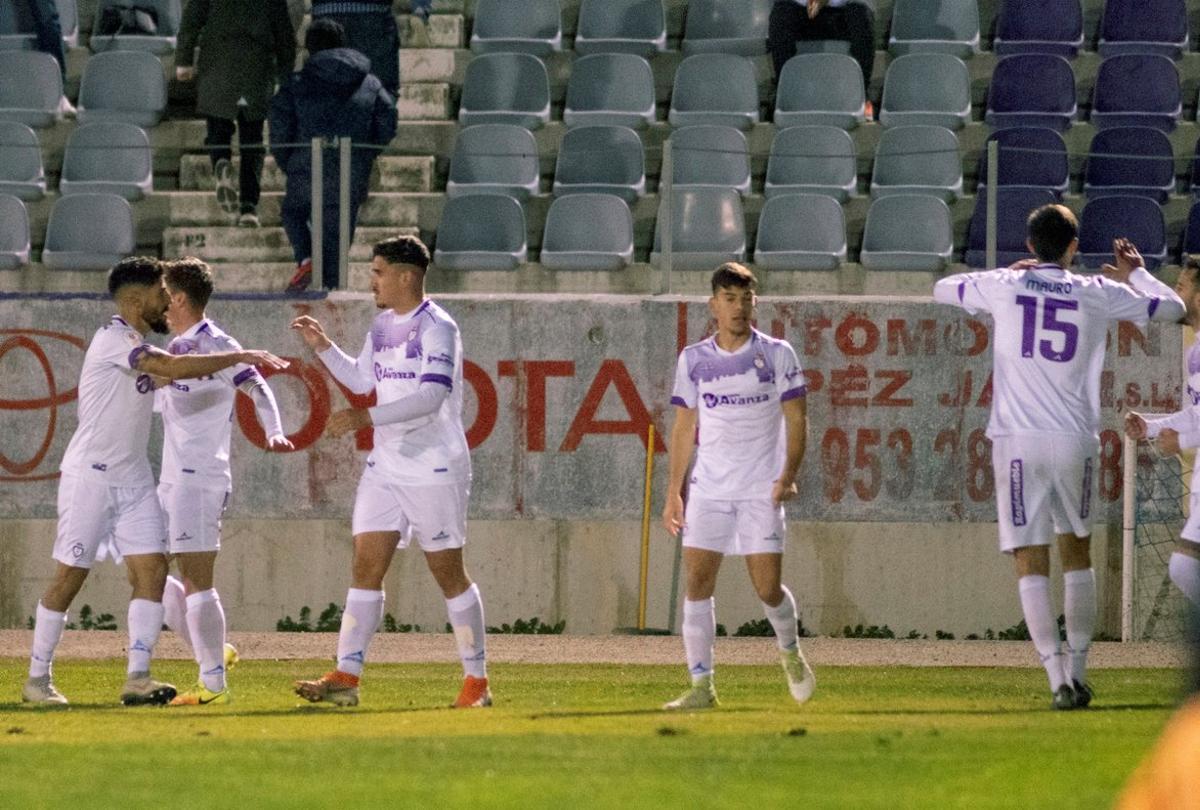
[236,371,293,451]
[291,315,374,395]
[1102,238,1185,323]
[133,344,288,381]
[933,269,998,314]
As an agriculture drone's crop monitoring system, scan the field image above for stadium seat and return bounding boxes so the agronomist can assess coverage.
[0,121,46,200]
[682,0,772,57]
[76,50,167,128]
[574,0,666,58]
[0,51,62,128]
[0,193,31,270]
[870,125,962,202]
[773,53,866,130]
[670,125,751,196]
[553,125,646,202]
[445,124,540,200]
[985,54,1077,132]
[888,0,980,58]
[1082,127,1175,203]
[753,193,846,271]
[59,121,153,200]
[764,125,857,202]
[41,192,135,271]
[433,194,528,271]
[1181,200,1200,258]
[859,195,954,271]
[992,0,1083,58]
[1098,0,1189,59]
[90,0,180,54]
[540,194,634,271]
[650,188,746,271]
[878,54,971,130]
[963,187,1057,268]
[469,0,562,56]
[976,127,1069,196]
[1190,136,1200,195]
[563,53,656,129]
[1091,54,1182,133]
[668,54,760,130]
[1077,196,1167,270]
[458,52,551,130]
[0,0,78,50]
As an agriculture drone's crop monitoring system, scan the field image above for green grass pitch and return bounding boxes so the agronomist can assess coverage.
[0,659,1180,809]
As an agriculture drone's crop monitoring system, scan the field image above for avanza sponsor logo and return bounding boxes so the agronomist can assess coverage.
[374,363,416,381]
[701,392,770,408]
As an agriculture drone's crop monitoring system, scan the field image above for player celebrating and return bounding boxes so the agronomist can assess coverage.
[660,262,814,710]
[1124,255,1200,609]
[290,235,489,708]
[934,206,1184,709]
[23,257,288,706]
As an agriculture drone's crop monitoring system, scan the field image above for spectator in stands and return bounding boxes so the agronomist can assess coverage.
[767,0,876,115]
[24,0,72,117]
[175,0,296,229]
[311,0,433,103]
[270,19,397,293]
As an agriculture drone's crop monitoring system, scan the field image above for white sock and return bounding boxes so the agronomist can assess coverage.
[1169,552,1200,607]
[682,597,716,684]
[336,588,384,677]
[162,575,195,661]
[446,583,487,679]
[29,602,68,679]
[185,589,227,691]
[127,598,164,676]
[1018,575,1066,692]
[763,586,800,652]
[1063,568,1096,685]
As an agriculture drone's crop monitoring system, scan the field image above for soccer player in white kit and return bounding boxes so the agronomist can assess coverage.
[149,258,293,706]
[660,263,815,710]
[22,257,288,706]
[290,235,490,708]
[1125,255,1200,609]
[934,205,1185,710]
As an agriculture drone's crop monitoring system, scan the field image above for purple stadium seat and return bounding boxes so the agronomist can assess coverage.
[985,54,1076,132]
[1083,127,1176,203]
[964,187,1056,268]
[1190,136,1200,194]
[1098,0,1189,59]
[1091,54,1181,132]
[1077,196,1167,270]
[976,127,1069,195]
[1181,200,1200,259]
[993,0,1083,58]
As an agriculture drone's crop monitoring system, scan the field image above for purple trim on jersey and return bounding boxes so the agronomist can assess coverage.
[670,395,691,408]
[689,333,775,385]
[780,385,807,401]
[111,315,129,327]
[1187,343,1200,375]
[232,368,259,387]
[196,321,212,334]
[420,373,453,389]
[1096,276,1104,287]
[957,282,965,304]
[169,338,197,355]
[1147,297,1160,320]
[1010,460,1026,527]
[128,344,152,369]
[1080,458,1092,520]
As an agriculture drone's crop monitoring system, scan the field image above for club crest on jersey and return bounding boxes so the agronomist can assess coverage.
[135,374,155,394]
[754,353,765,369]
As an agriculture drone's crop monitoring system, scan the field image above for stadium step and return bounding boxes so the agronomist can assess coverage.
[161,192,437,228]
[162,225,419,264]
[177,155,436,194]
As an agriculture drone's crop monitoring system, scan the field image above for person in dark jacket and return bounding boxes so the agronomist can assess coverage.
[270,19,397,292]
[311,0,433,102]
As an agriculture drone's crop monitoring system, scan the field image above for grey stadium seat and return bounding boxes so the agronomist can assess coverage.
[41,193,135,271]
[668,54,760,130]
[445,124,540,200]
[859,195,954,271]
[682,0,773,57]
[870,125,962,201]
[774,53,865,130]
[879,53,972,130]
[540,194,634,271]
[0,0,78,49]
[563,53,656,129]
[0,51,62,128]
[458,52,551,130]
[90,0,180,54]
[0,194,31,269]
[60,121,153,200]
[574,0,666,58]
[433,194,528,271]
[650,188,747,270]
[470,0,561,56]
[888,0,981,58]
[764,125,857,202]
[753,193,846,271]
[77,50,167,128]
[670,125,751,196]
[553,125,646,202]
[0,121,46,200]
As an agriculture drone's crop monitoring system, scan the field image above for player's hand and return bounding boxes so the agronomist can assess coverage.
[327,408,371,438]
[237,350,289,371]
[807,0,827,18]
[1124,412,1149,440]
[662,493,686,536]
[1103,238,1143,284]
[175,66,196,82]
[1157,428,1181,456]
[266,433,294,452]
[772,478,799,505]
[290,315,333,352]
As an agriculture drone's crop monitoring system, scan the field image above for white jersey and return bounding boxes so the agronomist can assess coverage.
[934,263,1182,440]
[59,315,157,488]
[671,329,806,499]
[1146,333,1200,449]
[158,318,260,492]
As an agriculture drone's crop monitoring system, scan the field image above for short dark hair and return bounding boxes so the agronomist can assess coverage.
[305,18,346,53]
[164,256,214,310]
[710,262,756,294]
[1027,204,1078,263]
[1184,255,1200,279]
[373,234,430,272]
[107,256,163,297]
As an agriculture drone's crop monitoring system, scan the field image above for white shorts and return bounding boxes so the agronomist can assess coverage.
[681,495,786,556]
[52,473,167,569]
[992,434,1096,553]
[159,482,229,554]
[351,464,469,552]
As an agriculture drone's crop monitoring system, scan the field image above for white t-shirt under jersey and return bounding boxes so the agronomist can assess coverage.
[671,329,807,500]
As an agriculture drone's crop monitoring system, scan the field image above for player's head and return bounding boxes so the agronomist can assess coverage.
[708,262,757,338]
[1175,255,1200,326]
[370,235,431,310]
[107,256,168,334]
[305,18,346,54]
[163,257,214,331]
[1026,204,1079,265]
